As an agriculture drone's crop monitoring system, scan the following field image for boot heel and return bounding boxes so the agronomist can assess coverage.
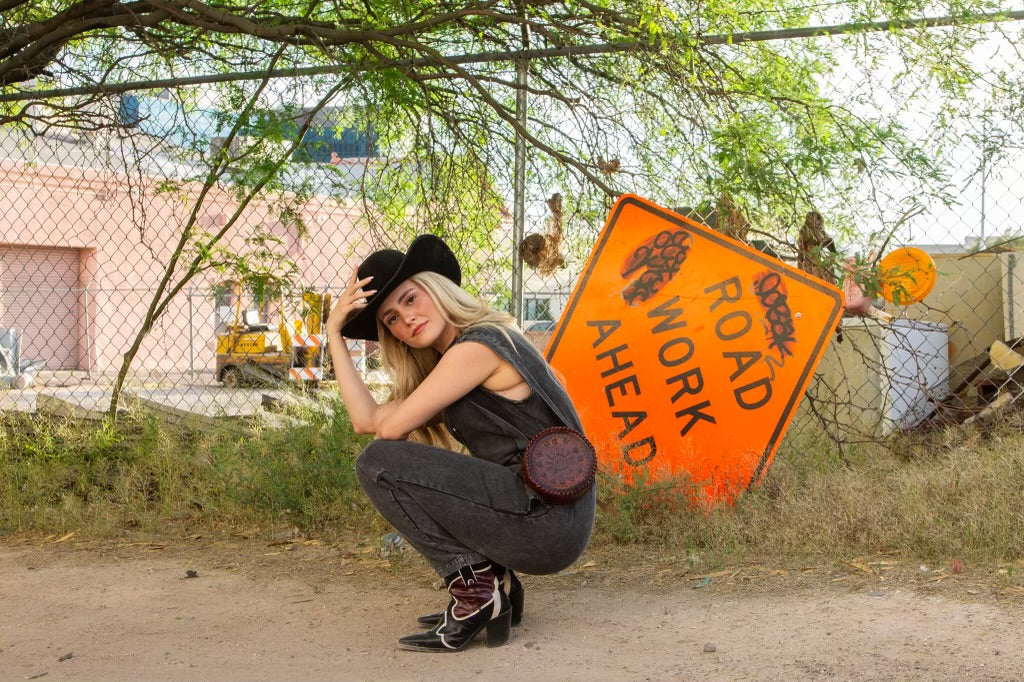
[510,587,524,627]
[485,610,512,648]
[400,562,513,653]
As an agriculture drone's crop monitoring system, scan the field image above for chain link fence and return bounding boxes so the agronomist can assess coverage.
[1,21,1024,455]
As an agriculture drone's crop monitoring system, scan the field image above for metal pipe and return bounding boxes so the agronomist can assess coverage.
[1009,254,1016,340]
[83,284,91,376]
[188,285,195,376]
[5,10,1024,103]
[511,5,529,325]
[981,120,988,243]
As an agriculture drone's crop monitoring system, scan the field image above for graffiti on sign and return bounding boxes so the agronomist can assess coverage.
[620,228,693,306]
[546,195,843,505]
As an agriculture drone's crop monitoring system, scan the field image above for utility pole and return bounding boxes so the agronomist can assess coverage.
[511,3,529,324]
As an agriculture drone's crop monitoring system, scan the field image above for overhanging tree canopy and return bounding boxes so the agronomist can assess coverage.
[5,0,1009,222]
[4,1,1023,420]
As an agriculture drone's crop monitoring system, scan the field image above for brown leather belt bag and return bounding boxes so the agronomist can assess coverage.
[521,426,597,504]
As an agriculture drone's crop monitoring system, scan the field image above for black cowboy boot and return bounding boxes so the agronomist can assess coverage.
[417,567,523,628]
[399,562,511,652]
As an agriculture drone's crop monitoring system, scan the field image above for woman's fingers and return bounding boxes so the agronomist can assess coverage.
[348,289,377,307]
[346,275,375,300]
[348,272,374,289]
[331,274,376,319]
[327,273,377,334]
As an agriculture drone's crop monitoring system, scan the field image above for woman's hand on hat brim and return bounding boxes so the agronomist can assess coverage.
[328,272,376,336]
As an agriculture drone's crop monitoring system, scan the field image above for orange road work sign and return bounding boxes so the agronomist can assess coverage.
[546,195,843,506]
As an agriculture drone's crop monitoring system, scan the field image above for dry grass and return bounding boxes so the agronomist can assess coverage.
[592,422,1024,568]
[2,408,1024,570]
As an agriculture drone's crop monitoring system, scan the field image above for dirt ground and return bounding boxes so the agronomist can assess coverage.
[3,534,1024,682]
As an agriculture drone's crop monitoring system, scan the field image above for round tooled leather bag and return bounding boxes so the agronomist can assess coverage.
[521,426,597,503]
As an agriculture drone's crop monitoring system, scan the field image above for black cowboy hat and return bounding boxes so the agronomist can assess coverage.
[340,234,461,341]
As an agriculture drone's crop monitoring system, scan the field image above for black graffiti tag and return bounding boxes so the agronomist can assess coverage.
[753,271,796,358]
[620,228,692,307]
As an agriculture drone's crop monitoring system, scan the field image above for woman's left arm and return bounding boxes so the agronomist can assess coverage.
[375,341,502,440]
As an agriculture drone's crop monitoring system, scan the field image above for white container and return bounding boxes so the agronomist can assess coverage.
[814,318,949,437]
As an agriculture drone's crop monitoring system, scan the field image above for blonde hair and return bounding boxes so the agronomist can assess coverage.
[377,271,519,447]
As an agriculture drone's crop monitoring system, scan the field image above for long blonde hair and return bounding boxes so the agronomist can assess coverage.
[377,271,519,447]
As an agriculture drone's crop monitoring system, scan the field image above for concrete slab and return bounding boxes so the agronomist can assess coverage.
[37,389,117,420]
[260,390,337,419]
[0,389,36,413]
[1,382,332,429]
[123,386,286,421]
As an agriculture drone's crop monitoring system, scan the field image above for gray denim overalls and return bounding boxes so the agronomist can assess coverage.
[355,324,597,578]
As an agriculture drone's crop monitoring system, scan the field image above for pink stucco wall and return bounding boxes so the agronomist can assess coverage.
[0,159,373,376]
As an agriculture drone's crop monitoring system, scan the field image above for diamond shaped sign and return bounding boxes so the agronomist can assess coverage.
[547,195,843,505]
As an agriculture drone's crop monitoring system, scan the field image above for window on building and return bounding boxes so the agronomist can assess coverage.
[524,297,552,321]
[213,282,236,333]
[292,125,377,163]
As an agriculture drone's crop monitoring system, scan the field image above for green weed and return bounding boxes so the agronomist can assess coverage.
[3,407,1024,570]
[0,404,376,536]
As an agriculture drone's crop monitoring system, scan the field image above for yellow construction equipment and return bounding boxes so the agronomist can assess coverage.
[215,283,330,388]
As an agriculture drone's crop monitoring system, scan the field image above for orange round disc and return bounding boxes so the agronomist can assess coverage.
[878,247,937,304]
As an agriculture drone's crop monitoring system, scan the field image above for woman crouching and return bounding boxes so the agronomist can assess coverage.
[325,235,596,652]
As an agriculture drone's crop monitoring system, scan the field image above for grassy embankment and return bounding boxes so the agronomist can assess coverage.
[1,402,1023,569]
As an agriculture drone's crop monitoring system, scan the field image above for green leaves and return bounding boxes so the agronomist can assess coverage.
[3,0,1017,364]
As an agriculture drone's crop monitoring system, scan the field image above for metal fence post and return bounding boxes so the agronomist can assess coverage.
[511,13,529,325]
[188,285,195,377]
[83,284,92,377]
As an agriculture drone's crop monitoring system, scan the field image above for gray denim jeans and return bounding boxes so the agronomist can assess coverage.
[356,439,596,578]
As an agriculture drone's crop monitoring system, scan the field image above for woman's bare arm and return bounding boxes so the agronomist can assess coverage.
[325,273,385,434]
[374,341,502,440]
